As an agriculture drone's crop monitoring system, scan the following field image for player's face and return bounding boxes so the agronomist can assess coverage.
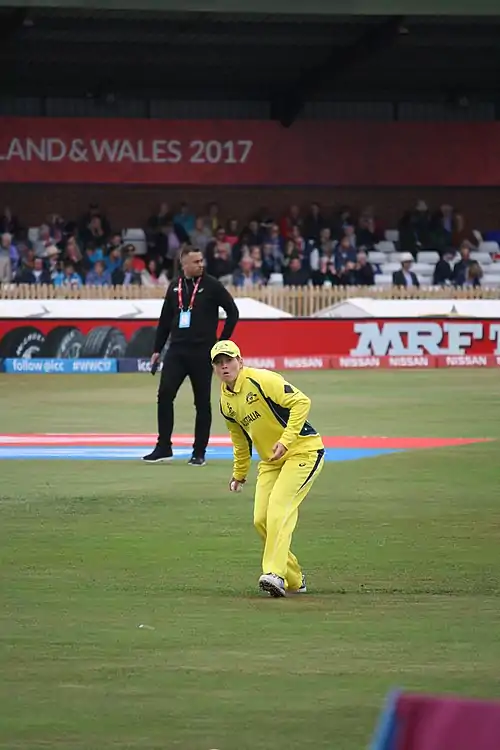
[213,354,241,384]
[182,251,204,277]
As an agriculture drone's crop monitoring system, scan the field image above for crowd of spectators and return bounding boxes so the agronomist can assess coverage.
[0,199,498,290]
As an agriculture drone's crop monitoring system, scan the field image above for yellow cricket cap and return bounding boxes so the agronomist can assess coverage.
[210,340,241,362]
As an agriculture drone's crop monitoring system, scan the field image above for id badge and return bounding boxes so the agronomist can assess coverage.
[179,310,191,329]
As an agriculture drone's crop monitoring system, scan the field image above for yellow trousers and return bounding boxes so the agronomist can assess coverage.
[253,448,325,590]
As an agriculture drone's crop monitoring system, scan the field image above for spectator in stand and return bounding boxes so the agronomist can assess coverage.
[63,237,84,277]
[290,225,306,255]
[429,208,452,254]
[313,255,340,287]
[245,219,264,247]
[453,241,473,286]
[79,202,111,237]
[205,201,221,233]
[225,219,240,248]
[334,235,357,273]
[209,242,233,285]
[452,212,479,249]
[309,227,334,274]
[86,260,111,286]
[413,199,432,249]
[284,254,310,286]
[45,245,61,282]
[392,252,420,288]
[280,204,302,240]
[189,216,213,254]
[106,232,123,254]
[45,213,65,245]
[80,214,107,250]
[0,206,21,238]
[260,243,278,279]
[357,213,381,249]
[433,249,457,286]
[353,250,375,286]
[398,210,419,258]
[174,202,195,234]
[106,246,123,275]
[249,245,264,275]
[0,232,19,278]
[33,224,56,258]
[282,239,301,271]
[82,244,105,276]
[232,255,264,288]
[112,256,141,286]
[303,202,325,244]
[205,227,232,277]
[124,243,146,274]
[154,220,184,278]
[463,260,483,288]
[141,258,169,288]
[16,256,52,285]
[147,202,170,233]
[266,223,284,259]
[54,262,83,289]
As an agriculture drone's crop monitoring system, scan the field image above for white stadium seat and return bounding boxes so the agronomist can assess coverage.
[384,229,400,243]
[368,251,385,264]
[381,262,402,274]
[417,275,435,286]
[478,241,499,254]
[375,274,393,286]
[389,252,404,262]
[268,272,284,286]
[375,241,395,254]
[481,274,500,287]
[28,227,39,244]
[417,251,440,264]
[411,263,434,275]
[122,228,147,255]
[470,252,493,265]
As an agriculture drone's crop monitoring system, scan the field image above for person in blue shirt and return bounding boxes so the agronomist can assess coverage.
[54,262,83,288]
[86,260,111,286]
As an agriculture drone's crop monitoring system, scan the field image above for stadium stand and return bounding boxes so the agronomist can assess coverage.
[2,200,500,294]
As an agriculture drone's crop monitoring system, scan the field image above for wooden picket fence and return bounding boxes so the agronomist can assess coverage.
[0,283,498,317]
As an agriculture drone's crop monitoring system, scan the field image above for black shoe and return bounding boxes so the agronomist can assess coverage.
[142,446,173,463]
[187,454,206,467]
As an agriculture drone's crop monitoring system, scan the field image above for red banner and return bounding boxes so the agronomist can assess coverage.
[0,117,499,186]
[1,318,500,363]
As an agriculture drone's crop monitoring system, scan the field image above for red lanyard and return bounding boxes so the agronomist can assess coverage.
[178,276,201,311]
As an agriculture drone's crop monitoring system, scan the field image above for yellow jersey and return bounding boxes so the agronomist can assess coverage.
[219,366,324,480]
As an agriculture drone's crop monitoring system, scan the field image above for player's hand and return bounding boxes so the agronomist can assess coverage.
[270,442,287,461]
[150,352,161,375]
[229,478,245,492]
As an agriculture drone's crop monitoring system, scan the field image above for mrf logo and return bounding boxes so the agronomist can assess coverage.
[350,321,500,357]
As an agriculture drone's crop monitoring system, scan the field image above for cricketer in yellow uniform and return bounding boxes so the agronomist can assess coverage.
[211,339,325,598]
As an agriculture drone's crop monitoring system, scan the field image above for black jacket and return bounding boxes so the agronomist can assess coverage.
[153,272,239,353]
[392,270,420,288]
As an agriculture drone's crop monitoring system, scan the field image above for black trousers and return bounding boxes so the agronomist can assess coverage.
[157,345,213,456]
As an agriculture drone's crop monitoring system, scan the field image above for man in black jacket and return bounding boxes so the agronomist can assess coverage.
[143,246,239,466]
[392,252,420,288]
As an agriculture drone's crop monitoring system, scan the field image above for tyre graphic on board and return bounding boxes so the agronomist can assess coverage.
[80,326,127,358]
[0,326,46,358]
[124,326,156,358]
[39,326,86,358]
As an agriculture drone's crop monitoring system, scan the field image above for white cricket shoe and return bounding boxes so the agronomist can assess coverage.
[259,573,286,598]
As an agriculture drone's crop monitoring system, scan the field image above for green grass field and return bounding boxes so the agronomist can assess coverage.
[1,370,500,750]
